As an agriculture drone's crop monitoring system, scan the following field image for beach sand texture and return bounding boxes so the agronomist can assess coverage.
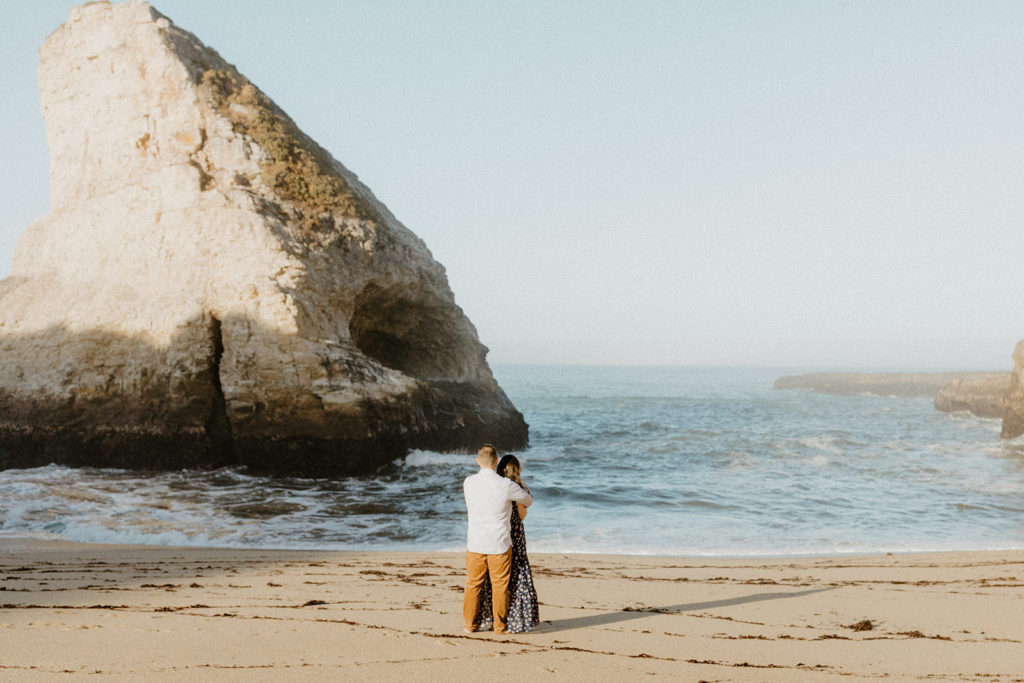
[1,540,1023,681]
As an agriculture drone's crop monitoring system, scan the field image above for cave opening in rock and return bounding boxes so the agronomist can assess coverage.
[205,315,236,463]
[348,284,463,381]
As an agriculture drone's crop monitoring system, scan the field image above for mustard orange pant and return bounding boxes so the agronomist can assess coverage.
[463,548,512,632]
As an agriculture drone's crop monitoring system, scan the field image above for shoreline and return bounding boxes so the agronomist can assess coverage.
[5,535,1024,559]
[3,539,1024,680]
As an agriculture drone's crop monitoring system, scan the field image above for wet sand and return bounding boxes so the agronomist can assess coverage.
[1,539,1023,681]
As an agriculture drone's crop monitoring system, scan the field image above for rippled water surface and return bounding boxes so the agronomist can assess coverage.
[2,366,1023,556]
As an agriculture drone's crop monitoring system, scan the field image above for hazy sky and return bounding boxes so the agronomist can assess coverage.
[2,1,1021,368]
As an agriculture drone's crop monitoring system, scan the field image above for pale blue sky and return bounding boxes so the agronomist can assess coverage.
[2,1,1021,368]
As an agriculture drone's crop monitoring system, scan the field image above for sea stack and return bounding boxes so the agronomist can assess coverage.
[0,1,527,475]
[1001,341,1024,439]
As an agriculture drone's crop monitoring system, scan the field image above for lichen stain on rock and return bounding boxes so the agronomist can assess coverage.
[197,67,381,230]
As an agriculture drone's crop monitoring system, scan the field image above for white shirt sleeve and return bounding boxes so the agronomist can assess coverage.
[507,479,533,506]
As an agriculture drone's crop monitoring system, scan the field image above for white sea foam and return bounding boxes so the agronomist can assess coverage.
[402,450,472,467]
[797,436,844,456]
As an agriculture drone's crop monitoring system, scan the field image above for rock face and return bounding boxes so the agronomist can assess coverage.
[0,1,527,475]
[773,372,1006,399]
[1002,341,1024,438]
[934,375,1009,419]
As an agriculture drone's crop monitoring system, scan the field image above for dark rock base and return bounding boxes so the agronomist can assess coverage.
[0,377,528,476]
[0,412,527,476]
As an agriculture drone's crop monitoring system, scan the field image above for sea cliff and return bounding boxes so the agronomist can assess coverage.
[0,1,526,475]
[1001,341,1024,438]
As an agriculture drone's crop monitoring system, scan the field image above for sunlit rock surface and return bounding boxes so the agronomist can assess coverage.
[0,1,526,475]
[934,375,1009,420]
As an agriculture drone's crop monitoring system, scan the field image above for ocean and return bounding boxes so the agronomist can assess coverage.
[1,365,1022,557]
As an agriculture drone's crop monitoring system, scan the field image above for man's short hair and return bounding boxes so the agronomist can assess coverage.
[477,444,497,463]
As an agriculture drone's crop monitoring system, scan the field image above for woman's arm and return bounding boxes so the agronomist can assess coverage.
[517,503,528,519]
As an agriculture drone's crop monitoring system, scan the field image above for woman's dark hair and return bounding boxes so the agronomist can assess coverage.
[497,454,525,489]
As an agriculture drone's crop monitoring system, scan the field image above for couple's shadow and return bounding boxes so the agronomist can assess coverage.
[532,586,834,634]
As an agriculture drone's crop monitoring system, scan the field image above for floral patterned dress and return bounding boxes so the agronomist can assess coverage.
[474,504,540,632]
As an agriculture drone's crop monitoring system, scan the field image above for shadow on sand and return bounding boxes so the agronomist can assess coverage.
[536,586,836,633]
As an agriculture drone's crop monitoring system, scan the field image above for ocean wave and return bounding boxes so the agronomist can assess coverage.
[2,367,1024,555]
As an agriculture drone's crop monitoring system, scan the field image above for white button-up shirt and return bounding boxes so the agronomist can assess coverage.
[464,468,533,554]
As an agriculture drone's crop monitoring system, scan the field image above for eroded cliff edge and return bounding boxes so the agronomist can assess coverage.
[0,1,527,475]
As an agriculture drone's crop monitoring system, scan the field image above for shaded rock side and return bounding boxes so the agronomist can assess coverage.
[934,375,1009,420]
[0,1,526,475]
[773,372,1006,399]
[1002,341,1024,439]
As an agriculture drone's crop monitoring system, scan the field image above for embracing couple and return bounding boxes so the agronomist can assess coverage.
[462,444,540,634]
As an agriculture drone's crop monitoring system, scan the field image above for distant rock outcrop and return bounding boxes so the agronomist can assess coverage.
[0,1,526,475]
[1002,342,1024,438]
[934,375,1009,419]
[773,372,1005,399]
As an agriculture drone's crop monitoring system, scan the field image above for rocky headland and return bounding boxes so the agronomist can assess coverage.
[774,371,1011,422]
[773,372,1006,399]
[0,1,526,475]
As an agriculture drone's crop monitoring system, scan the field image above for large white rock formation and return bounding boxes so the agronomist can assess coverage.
[0,1,526,474]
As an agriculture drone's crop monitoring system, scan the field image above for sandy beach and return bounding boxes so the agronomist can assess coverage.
[0,540,1021,680]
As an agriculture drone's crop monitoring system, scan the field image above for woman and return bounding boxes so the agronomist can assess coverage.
[473,454,540,633]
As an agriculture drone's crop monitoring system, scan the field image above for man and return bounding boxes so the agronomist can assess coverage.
[463,444,533,633]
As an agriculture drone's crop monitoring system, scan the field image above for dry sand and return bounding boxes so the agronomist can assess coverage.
[1,539,1023,681]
